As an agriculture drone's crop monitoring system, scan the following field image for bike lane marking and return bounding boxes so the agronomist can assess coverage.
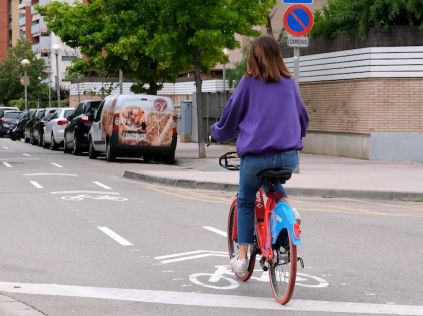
[97,226,133,246]
[93,181,112,190]
[22,153,31,156]
[30,181,43,189]
[155,250,228,264]
[0,281,422,315]
[203,226,227,237]
[2,162,12,168]
[50,162,63,168]
[24,173,77,176]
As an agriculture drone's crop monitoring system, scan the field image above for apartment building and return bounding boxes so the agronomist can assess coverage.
[0,0,20,60]
[16,0,88,88]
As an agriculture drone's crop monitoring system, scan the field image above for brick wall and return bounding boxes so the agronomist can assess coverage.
[300,78,423,134]
[0,1,8,60]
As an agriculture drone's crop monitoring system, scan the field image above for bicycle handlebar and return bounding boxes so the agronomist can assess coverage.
[219,152,240,171]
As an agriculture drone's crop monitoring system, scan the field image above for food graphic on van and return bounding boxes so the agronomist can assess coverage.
[118,100,173,146]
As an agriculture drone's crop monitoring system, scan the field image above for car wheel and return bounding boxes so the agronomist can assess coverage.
[30,132,36,145]
[51,133,59,151]
[106,140,116,162]
[63,133,71,153]
[143,154,153,163]
[42,134,49,148]
[88,139,98,159]
[73,138,82,156]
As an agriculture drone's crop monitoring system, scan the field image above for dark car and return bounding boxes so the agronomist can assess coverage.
[24,109,46,144]
[31,108,57,146]
[0,110,21,137]
[63,100,101,155]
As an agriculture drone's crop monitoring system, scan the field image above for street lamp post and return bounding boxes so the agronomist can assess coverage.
[51,44,61,107]
[222,48,229,101]
[21,59,30,111]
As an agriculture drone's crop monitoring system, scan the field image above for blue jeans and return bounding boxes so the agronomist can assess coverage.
[237,150,299,244]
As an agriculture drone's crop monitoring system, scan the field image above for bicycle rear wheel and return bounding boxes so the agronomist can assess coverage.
[227,199,255,281]
[269,231,297,305]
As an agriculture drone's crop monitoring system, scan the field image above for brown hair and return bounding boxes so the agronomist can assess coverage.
[245,36,291,82]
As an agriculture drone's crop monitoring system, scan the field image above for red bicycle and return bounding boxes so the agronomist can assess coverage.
[220,152,303,305]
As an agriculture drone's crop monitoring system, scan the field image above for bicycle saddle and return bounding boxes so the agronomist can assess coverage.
[257,168,292,184]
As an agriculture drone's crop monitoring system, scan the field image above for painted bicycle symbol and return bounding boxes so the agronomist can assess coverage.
[61,194,128,201]
[189,265,329,290]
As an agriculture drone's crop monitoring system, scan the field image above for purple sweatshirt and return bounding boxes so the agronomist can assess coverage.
[211,76,309,157]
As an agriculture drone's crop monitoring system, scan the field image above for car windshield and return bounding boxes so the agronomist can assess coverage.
[4,112,21,119]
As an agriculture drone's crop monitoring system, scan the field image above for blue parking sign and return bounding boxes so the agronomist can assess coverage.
[283,0,313,3]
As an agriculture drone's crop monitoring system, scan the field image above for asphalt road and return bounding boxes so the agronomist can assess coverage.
[0,137,422,316]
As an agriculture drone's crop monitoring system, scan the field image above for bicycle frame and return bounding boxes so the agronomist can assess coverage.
[231,187,301,261]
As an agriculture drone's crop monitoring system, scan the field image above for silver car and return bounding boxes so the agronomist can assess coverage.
[43,107,74,150]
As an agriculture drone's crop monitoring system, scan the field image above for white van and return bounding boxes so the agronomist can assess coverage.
[88,94,177,163]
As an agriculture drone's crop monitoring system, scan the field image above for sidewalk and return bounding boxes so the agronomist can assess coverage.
[124,142,423,201]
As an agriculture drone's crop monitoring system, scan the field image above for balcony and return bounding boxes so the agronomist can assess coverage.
[31,23,40,35]
[39,36,51,53]
[32,43,40,53]
[19,17,26,27]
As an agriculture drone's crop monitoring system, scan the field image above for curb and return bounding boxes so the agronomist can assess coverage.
[123,171,423,201]
[0,293,45,316]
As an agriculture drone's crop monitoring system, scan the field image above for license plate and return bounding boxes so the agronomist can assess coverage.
[123,132,145,140]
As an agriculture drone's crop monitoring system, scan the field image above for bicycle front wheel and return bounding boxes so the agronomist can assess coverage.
[269,231,297,305]
[227,199,255,281]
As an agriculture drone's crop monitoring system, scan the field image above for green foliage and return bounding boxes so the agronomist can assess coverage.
[311,0,423,38]
[37,0,275,95]
[0,39,47,104]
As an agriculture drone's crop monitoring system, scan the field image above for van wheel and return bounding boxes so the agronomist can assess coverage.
[88,139,98,159]
[143,154,152,163]
[30,132,36,145]
[106,141,116,162]
[73,138,82,156]
[163,151,175,165]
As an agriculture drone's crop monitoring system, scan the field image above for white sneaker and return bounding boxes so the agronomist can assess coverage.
[230,256,249,273]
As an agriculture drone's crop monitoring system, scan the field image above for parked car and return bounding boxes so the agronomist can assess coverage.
[7,110,31,141]
[0,107,18,118]
[0,110,22,137]
[32,108,57,146]
[24,109,45,143]
[43,107,74,150]
[88,94,177,163]
[63,100,101,155]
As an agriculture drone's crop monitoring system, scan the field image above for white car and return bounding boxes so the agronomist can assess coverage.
[43,107,74,150]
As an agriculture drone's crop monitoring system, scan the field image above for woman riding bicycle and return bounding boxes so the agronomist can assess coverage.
[210,35,309,274]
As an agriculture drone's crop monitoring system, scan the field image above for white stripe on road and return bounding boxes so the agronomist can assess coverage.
[50,190,120,195]
[93,181,112,190]
[50,162,63,168]
[0,282,422,315]
[203,226,227,237]
[97,227,133,246]
[2,162,12,168]
[24,173,77,176]
[22,153,31,157]
[2,146,8,149]
[30,181,43,189]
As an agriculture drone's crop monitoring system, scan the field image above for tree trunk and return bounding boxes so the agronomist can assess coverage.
[194,48,206,158]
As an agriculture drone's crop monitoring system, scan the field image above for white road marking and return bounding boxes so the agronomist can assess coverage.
[203,226,227,237]
[30,181,43,189]
[2,146,8,149]
[50,162,63,168]
[0,282,422,315]
[50,190,120,195]
[2,162,12,168]
[97,227,133,246]
[0,158,38,160]
[93,181,112,190]
[155,250,228,264]
[24,173,77,176]
[22,153,31,157]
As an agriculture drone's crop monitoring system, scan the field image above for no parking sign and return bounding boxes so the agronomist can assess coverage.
[283,4,314,37]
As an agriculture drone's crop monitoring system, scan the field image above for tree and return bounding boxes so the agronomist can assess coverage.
[312,0,423,38]
[0,39,47,106]
[37,0,186,95]
[151,0,276,157]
